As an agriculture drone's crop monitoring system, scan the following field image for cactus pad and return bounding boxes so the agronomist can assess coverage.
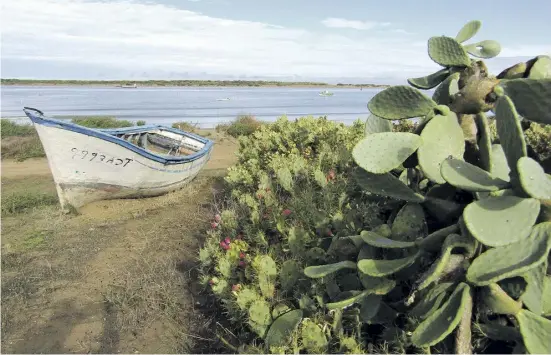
[463,40,501,58]
[475,112,492,172]
[353,169,425,202]
[528,55,551,79]
[517,157,551,199]
[357,251,420,277]
[499,78,551,124]
[494,95,527,175]
[408,68,450,90]
[367,85,436,120]
[418,224,460,252]
[466,222,551,286]
[264,309,303,348]
[417,233,475,290]
[543,276,551,316]
[364,113,392,135]
[359,273,396,293]
[516,309,551,354]
[432,72,460,105]
[521,261,547,315]
[248,299,273,337]
[410,282,454,320]
[236,287,261,310]
[390,203,427,242]
[455,20,481,43]
[490,144,511,182]
[480,283,523,315]
[303,261,357,278]
[352,132,422,174]
[410,282,471,347]
[440,158,510,191]
[463,196,540,247]
[427,36,471,67]
[326,290,372,310]
[359,294,382,322]
[418,111,465,184]
[280,260,301,291]
[360,230,417,248]
[367,302,398,324]
[272,303,291,318]
[301,320,328,352]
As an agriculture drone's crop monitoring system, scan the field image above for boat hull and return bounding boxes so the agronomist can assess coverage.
[26,109,213,211]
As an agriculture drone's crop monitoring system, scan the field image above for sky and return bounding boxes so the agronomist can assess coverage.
[1,0,551,84]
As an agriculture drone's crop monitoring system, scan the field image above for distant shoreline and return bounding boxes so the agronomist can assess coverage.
[0,79,390,89]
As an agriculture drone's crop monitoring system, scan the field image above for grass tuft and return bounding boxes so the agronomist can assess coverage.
[70,116,134,128]
[172,121,199,133]
[216,114,263,137]
[1,190,59,215]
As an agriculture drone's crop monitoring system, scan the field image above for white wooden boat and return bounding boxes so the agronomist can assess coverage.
[121,83,138,88]
[319,90,333,96]
[23,107,214,211]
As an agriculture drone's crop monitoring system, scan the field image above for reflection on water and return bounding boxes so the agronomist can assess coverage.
[1,85,382,128]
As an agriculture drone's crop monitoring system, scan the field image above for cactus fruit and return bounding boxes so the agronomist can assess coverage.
[454,20,481,43]
[364,113,392,135]
[411,282,471,347]
[303,261,357,279]
[466,222,551,286]
[264,309,303,348]
[352,132,422,174]
[248,299,273,337]
[463,196,540,247]
[517,157,551,199]
[463,40,501,59]
[353,168,425,202]
[427,36,472,67]
[515,309,551,354]
[498,78,551,125]
[480,283,523,315]
[357,251,420,277]
[417,111,465,184]
[440,158,509,192]
[301,320,328,353]
[367,85,436,120]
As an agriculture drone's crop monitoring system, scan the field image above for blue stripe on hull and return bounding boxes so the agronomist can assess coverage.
[23,107,214,165]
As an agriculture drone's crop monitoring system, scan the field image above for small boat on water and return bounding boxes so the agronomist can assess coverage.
[319,90,334,96]
[216,98,230,101]
[121,83,138,88]
[23,107,214,211]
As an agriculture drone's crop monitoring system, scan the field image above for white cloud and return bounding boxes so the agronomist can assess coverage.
[1,0,549,81]
[321,17,386,30]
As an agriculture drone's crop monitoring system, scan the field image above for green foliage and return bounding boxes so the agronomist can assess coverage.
[1,119,35,137]
[70,116,134,128]
[1,190,59,215]
[199,20,551,354]
[136,120,146,126]
[217,115,263,138]
[172,121,197,132]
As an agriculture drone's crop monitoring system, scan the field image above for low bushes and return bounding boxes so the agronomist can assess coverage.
[70,116,134,128]
[198,19,551,355]
[216,114,263,138]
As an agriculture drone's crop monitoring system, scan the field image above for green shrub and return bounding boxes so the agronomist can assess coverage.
[136,120,147,126]
[1,191,58,215]
[70,116,134,128]
[172,121,198,133]
[218,114,263,138]
[0,119,35,138]
[198,20,551,354]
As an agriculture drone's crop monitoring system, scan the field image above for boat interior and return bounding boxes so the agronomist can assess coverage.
[112,129,206,157]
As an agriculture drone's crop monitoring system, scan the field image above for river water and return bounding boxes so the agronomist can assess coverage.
[1,85,382,128]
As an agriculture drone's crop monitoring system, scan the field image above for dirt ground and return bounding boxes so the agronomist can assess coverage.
[1,132,238,353]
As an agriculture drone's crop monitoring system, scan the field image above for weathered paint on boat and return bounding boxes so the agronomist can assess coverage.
[23,107,214,211]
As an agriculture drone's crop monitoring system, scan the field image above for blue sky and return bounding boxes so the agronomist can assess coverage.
[2,0,550,83]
